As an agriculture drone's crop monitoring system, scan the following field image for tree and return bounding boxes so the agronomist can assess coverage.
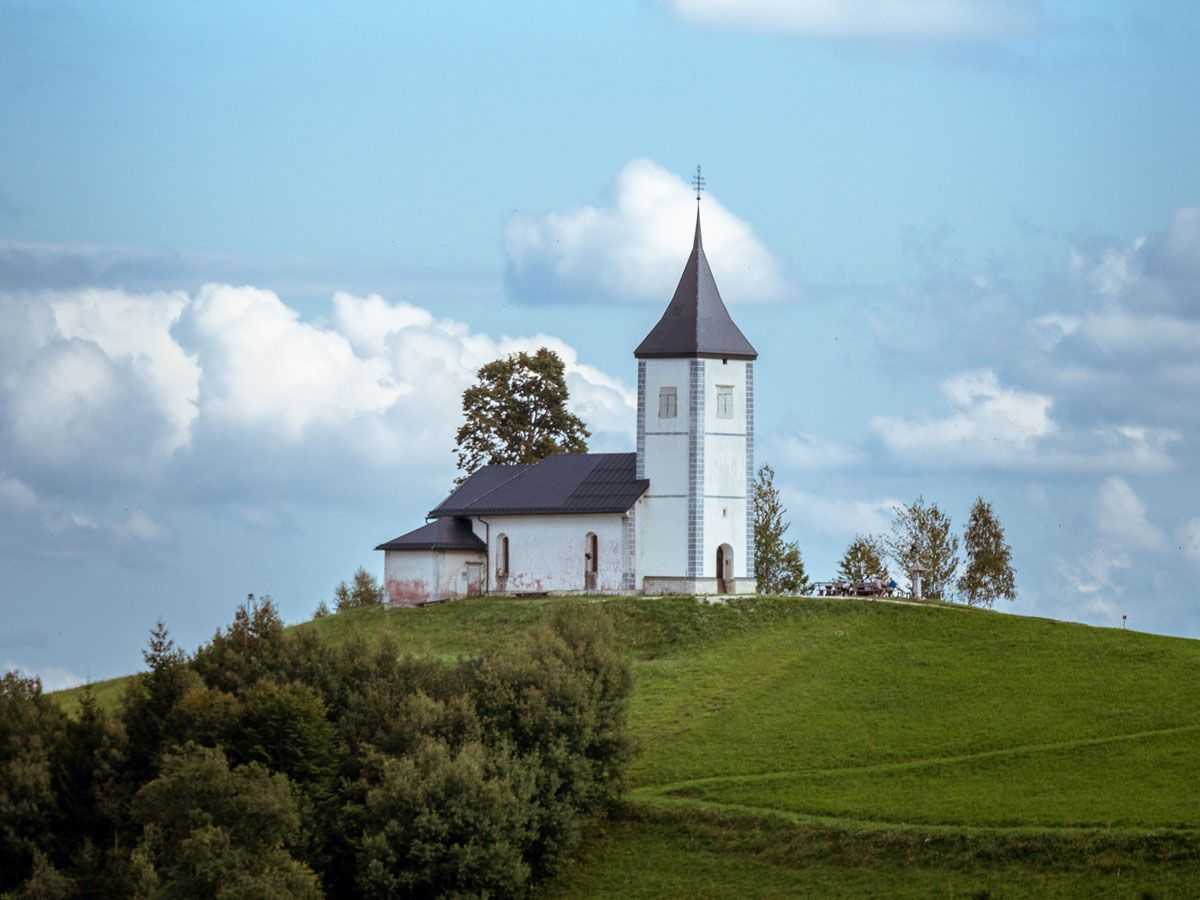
[333,568,382,613]
[958,497,1017,608]
[752,465,811,594]
[454,348,589,481]
[132,744,321,899]
[838,535,889,584]
[885,496,960,600]
[0,671,67,893]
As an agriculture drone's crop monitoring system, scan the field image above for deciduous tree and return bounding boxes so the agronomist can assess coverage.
[838,535,889,584]
[454,348,589,481]
[958,497,1017,608]
[886,496,960,600]
[752,465,811,595]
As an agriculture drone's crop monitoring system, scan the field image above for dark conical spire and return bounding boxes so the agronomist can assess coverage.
[634,208,758,360]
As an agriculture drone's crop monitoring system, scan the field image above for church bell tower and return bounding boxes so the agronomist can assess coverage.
[634,189,757,595]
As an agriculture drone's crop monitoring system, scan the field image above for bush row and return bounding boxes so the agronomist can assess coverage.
[1,597,632,898]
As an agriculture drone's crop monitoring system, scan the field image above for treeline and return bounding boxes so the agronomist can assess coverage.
[1,597,633,899]
[837,496,1016,605]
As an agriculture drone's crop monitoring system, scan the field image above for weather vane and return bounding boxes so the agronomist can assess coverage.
[692,164,705,203]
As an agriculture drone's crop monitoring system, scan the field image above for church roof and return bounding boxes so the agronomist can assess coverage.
[375,516,486,552]
[430,453,648,517]
[634,210,758,361]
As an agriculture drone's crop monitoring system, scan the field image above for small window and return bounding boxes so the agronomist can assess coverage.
[716,385,734,419]
[658,386,677,419]
[496,534,509,577]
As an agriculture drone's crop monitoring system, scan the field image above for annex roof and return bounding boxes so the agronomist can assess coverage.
[429,453,648,517]
[375,516,486,552]
[634,210,758,361]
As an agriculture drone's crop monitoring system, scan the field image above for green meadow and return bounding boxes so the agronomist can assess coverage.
[55,595,1200,897]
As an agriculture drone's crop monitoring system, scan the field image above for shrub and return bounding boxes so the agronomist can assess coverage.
[356,740,535,899]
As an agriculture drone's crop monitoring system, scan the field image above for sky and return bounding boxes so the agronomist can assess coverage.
[2,0,1199,688]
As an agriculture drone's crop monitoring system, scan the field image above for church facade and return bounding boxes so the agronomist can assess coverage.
[376,211,758,604]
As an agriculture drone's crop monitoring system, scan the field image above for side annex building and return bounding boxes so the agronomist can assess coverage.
[376,211,759,603]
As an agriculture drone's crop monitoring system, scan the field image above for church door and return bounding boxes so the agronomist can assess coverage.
[716,543,733,594]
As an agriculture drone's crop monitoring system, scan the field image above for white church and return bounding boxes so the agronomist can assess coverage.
[376,209,758,604]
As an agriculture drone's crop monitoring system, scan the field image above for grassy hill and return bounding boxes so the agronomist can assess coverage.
[54,596,1200,897]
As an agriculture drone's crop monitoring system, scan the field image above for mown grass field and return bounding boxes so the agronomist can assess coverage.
[54,595,1200,897]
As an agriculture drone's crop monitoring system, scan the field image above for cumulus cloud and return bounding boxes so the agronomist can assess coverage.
[871,369,1177,473]
[182,285,405,442]
[871,369,1051,466]
[49,289,199,454]
[1054,546,1131,624]
[664,0,1040,40]
[1054,478,1169,625]
[782,487,901,538]
[0,285,635,527]
[504,159,783,304]
[1095,477,1165,551]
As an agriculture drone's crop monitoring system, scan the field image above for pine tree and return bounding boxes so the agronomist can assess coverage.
[752,465,811,595]
[838,535,889,584]
[957,497,1016,608]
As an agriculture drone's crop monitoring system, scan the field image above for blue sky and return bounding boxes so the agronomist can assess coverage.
[2,0,1199,687]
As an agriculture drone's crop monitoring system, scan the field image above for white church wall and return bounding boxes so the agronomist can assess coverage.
[637,495,688,580]
[384,550,485,606]
[641,358,691,496]
[703,499,748,580]
[703,360,751,581]
[485,514,626,594]
[384,551,435,606]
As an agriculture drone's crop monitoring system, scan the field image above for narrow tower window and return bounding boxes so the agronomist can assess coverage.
[496,534,509,577]
[716,385,734,419]
[658,386,678,419]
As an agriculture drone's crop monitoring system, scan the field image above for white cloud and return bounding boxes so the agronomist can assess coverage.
[1096,477,1165,552]
[871,370,1177,473]
[774,432,864,470]
[0,286,635,514]
[1035,312,1200,357]
[1055,546,1130,625]
[664,0,1040,40]
[49,289,199,455]
[184,284,406,441]
[1176,519,1200,565]
[782,487,901,538]
[872,369,1053,463]
[504,159,782,304]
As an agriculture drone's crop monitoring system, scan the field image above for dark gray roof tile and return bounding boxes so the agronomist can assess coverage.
[634,210,757,361]
[376,516,486,552]
[430,453,648,517]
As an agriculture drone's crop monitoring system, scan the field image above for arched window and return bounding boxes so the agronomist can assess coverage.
[584,532,598,591]
[496,534,509,578]
[585,532,598,574]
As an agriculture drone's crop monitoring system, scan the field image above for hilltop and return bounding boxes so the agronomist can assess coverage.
[55,596,1200,897]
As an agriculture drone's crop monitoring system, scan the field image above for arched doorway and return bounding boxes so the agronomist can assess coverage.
[584,532,598,592]
[716,543,734,594]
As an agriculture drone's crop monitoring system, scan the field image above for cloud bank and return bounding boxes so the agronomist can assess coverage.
[0,287,635,555]
[504,159,783,305]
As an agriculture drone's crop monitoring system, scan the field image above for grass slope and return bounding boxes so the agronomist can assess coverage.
[53,596,1200,897]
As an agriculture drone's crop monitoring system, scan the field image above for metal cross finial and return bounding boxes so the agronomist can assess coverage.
[692,164,705,203]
